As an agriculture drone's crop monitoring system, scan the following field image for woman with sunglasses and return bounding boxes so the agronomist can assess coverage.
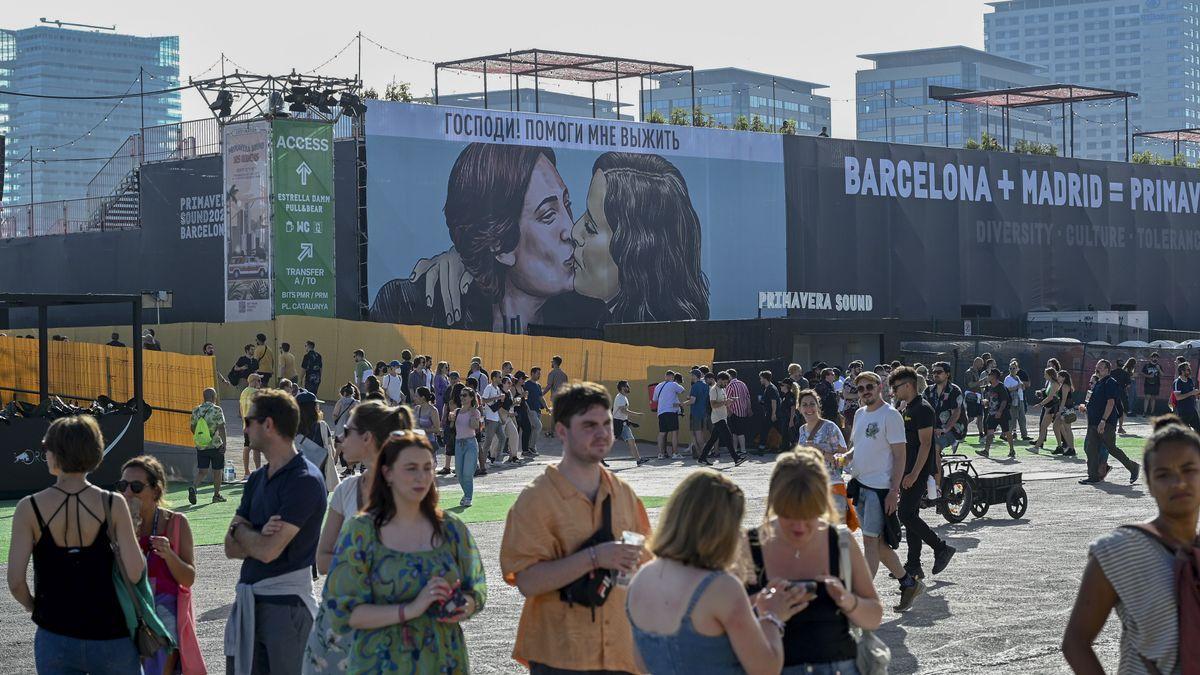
[449,387,483,505]
[119,455,205,675]
[304,400,413,674]
[795,389,853,526]
[325,431,486,672]
[7,415,145,674]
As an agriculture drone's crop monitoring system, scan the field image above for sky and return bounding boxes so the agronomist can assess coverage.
[9,0,997,138]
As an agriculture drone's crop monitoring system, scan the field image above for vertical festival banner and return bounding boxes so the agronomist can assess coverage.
[222,122,273,321]
[271,119,336,317]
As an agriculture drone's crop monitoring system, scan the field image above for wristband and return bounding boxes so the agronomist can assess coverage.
[757,612,786,635]
[588,545,599,572]
[398,603,406,624]
[845,594,860,614]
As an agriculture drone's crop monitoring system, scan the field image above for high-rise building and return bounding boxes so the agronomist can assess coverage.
[856,46,1050,147]
[0,25,181,205]
[421,88,632,119]
[646,67,831,134]
[985,0,1198,161]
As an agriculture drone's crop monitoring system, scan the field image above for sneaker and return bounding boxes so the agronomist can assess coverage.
[975,449,990,457]
[932,545,956,575]
[437,467,452,475]
[904,563,926,581]
[474,468,487,477]
[505,456,520,464]
[1064,448,1077,457]
[894,578,926,612]
[733,456,749,467]
[1079,478,1098,485]
[187,486,197,505]
[700,459,715,466]
[1101,465,1112,481]
[212,494,227,503]
[1051,446,1064,455]
[636,458,650,466]
[459,498,472,508]
[1130,465,1140,484]
[1008,449,1016,459]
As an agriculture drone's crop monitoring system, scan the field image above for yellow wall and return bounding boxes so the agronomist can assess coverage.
[4,318,714,446]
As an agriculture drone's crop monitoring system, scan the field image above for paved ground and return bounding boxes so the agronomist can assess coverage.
[0,411,1152,674]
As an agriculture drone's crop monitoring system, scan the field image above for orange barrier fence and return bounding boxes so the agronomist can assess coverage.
[0,336,214,447]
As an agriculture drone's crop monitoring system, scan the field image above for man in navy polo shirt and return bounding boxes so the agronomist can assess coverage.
[1078,359,1140,486]
[223,388,326,674]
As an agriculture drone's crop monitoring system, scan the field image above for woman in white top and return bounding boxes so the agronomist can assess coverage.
[331,383,359,436]
[613,380,647,465]
[794,389,850,524]
[303,400,413,675]
[1063,415,1200,674]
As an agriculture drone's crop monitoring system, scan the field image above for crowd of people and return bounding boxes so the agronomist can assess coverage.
[4,339,1198,675]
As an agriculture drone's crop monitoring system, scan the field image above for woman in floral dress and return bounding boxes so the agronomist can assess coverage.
[324,430,486,674]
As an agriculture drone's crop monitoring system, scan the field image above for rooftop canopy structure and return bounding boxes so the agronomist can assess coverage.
[930,83,1138,158]
[434,49,694,119]
[1132,128,1200,158]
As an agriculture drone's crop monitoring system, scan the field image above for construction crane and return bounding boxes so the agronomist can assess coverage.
[39,18,116,31]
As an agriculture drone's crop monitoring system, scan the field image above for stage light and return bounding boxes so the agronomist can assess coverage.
[285,86,311,113]
[269,91,289,117]
[338,92,366,117]
[317,89,337,114]
[209,90,233,118]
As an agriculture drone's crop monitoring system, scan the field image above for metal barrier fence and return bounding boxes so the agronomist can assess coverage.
[0,196,137,238]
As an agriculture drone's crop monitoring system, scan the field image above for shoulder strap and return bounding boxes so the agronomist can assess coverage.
[748,528,766,588]
[29,496,47,531]
[837,525,852,591]
[601,494,612,536]
[684,571,723,617]
[1119,524,1196,555]
[826,526,840,576]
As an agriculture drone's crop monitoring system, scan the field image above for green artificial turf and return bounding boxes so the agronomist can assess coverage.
[0,483,667,560]
[954,430,1147,458]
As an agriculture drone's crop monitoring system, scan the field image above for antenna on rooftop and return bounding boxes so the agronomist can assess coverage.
[39,18,117,31]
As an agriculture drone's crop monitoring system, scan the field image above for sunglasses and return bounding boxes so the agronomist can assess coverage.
[115,480,152,494]
[856,384,878,393]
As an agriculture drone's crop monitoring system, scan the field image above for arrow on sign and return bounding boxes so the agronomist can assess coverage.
[298,242,313,262]
[296,161,312,186]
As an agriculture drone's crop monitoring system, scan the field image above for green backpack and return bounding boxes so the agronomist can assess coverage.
[193,415,213,447]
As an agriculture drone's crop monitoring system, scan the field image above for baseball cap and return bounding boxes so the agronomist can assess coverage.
[389,360,401,367]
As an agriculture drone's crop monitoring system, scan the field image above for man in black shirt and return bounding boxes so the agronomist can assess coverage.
[1141,352,1162,416]
[106,332,125,348]
[300,341,323,396]
[979,368,1015,458]
[1079,359,1139,485]
[755,370,780,452]
[924,361,966,454]
[890,367,954,607]
[815,368,841,422]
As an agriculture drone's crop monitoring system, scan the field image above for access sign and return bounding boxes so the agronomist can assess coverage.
[271,119,335,317]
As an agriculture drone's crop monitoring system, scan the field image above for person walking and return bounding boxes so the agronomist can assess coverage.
[499,382,651,674]
[1078,359,1141,486]
[546,355,568,400]
[352,350,372,392]
[450,387,483,504]
[296,391,340,493]
[7,415,148,675]
[726,369,753,460]
[279,342,299,384]
[1005,361,1030,442]
[1142,352,1163,416]
[481,371,506,466]
[924,361,966,457]
[224,389,328,675]
[189,386,228,505]
[524,367,547,455]
[252,333,274,387]
[841,361,863,434]
[120,455,205,675]
[407,356,427,403]
[685,369,712,459]
[414,386,444,461]
[497,376,523,464]
[514,372,535,458]
[433,361,451,411]
[652,370,687,459]
[1030,367,1062,452]
[743,449,884,674]
[699,372,748,467]
[305,401,411,674]
[239,373,263,479]
[627,470,806,675]
[979,368,1016,459]
[755,371,782,453]
[301,341,323,397]
[1063,415,1200,673]
[1175,362,1200,434]
[229,344,258,387]
[890,367,956,588]
[1114,357,1135,435]
[796,388,851,524]
[613,380,648,465]
[324,431,486,672]
[1053,371,1078,457]
[382,361,406,406]
[439,381,463,477]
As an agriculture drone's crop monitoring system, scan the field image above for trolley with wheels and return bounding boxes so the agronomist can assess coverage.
[969,471,1027,520]
[931,453,1029,523]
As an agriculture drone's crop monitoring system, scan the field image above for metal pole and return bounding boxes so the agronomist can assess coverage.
[37,305,48,403]
[690,68,696,125]
[483,62,488,110]
[132,297,144,418]
[614,61,620,118]
[884,90,889,142]
[533,51,540,113]
[944,101,949,147]
[591,82,596,119]
[515,75,520,111]
[1125,96,1130,161]
[1061,103,1066,153]
[772,78,777,132]
[27,146,33,205]
[139,67,145,153]
[1069,99,1074,157]
[356,32,362,83]
[434,67,439,105]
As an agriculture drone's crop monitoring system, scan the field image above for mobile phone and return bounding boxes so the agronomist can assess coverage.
[789,579,819,595]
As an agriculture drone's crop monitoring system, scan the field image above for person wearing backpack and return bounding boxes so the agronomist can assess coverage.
[190,387,228,505]
[1063,414,1200,674]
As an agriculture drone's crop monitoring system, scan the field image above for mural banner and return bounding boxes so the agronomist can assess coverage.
[222,122,272,321]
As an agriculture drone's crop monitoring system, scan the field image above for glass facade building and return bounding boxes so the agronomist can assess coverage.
[856,46,1050,148]
[645,67,831,134]
[1,25,181,205]
[986,0,1200,161]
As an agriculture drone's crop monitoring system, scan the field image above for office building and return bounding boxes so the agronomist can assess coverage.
[986,0,1200,161]
[1,25,181,205]
[424,88,632,120]
[856,46,1049,148]
[645,67,831,134]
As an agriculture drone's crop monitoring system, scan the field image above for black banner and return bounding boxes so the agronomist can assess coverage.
[784,135,1200,329]
[0,413,143,499]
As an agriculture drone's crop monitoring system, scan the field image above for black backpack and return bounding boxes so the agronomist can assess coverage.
[559,495,615,620]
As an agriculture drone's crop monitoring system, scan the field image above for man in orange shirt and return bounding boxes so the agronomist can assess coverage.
[500,382,650,674]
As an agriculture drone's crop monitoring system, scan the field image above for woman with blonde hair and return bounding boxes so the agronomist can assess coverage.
[743,448,883,674]
[626,469,806,674]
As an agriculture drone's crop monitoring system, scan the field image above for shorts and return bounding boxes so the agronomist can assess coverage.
[984,413,1011,433]
[197,446,226,470]
[935,432,958,451]
[1144,383,1161,397]
[729,414,751,436]
[614,418,634,441]
[858,487,886,538]
[658,412,680,433]
[688,413,711,432]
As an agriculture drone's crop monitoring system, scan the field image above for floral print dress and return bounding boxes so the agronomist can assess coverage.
[322,512,486,674]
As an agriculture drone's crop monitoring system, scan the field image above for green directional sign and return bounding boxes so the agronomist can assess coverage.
[271,118,335,317]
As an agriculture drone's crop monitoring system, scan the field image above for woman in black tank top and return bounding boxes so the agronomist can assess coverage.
[7,415,145,674]
[742,449,883,674]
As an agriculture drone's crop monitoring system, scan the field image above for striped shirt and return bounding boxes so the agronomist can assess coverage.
[1089,526,1180,675]
[725,378,751,418]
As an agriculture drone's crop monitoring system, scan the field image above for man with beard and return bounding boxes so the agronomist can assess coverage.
[924,361,966,454]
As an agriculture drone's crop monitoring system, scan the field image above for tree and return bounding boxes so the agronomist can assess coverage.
[362,86,379,100]
[384,81,414,102]
[750,115,768,133]
[645,110,666,124]
[669,107,691,126]
[780,119,798,135]
[692,106,717,128]
[733,115,750,131]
